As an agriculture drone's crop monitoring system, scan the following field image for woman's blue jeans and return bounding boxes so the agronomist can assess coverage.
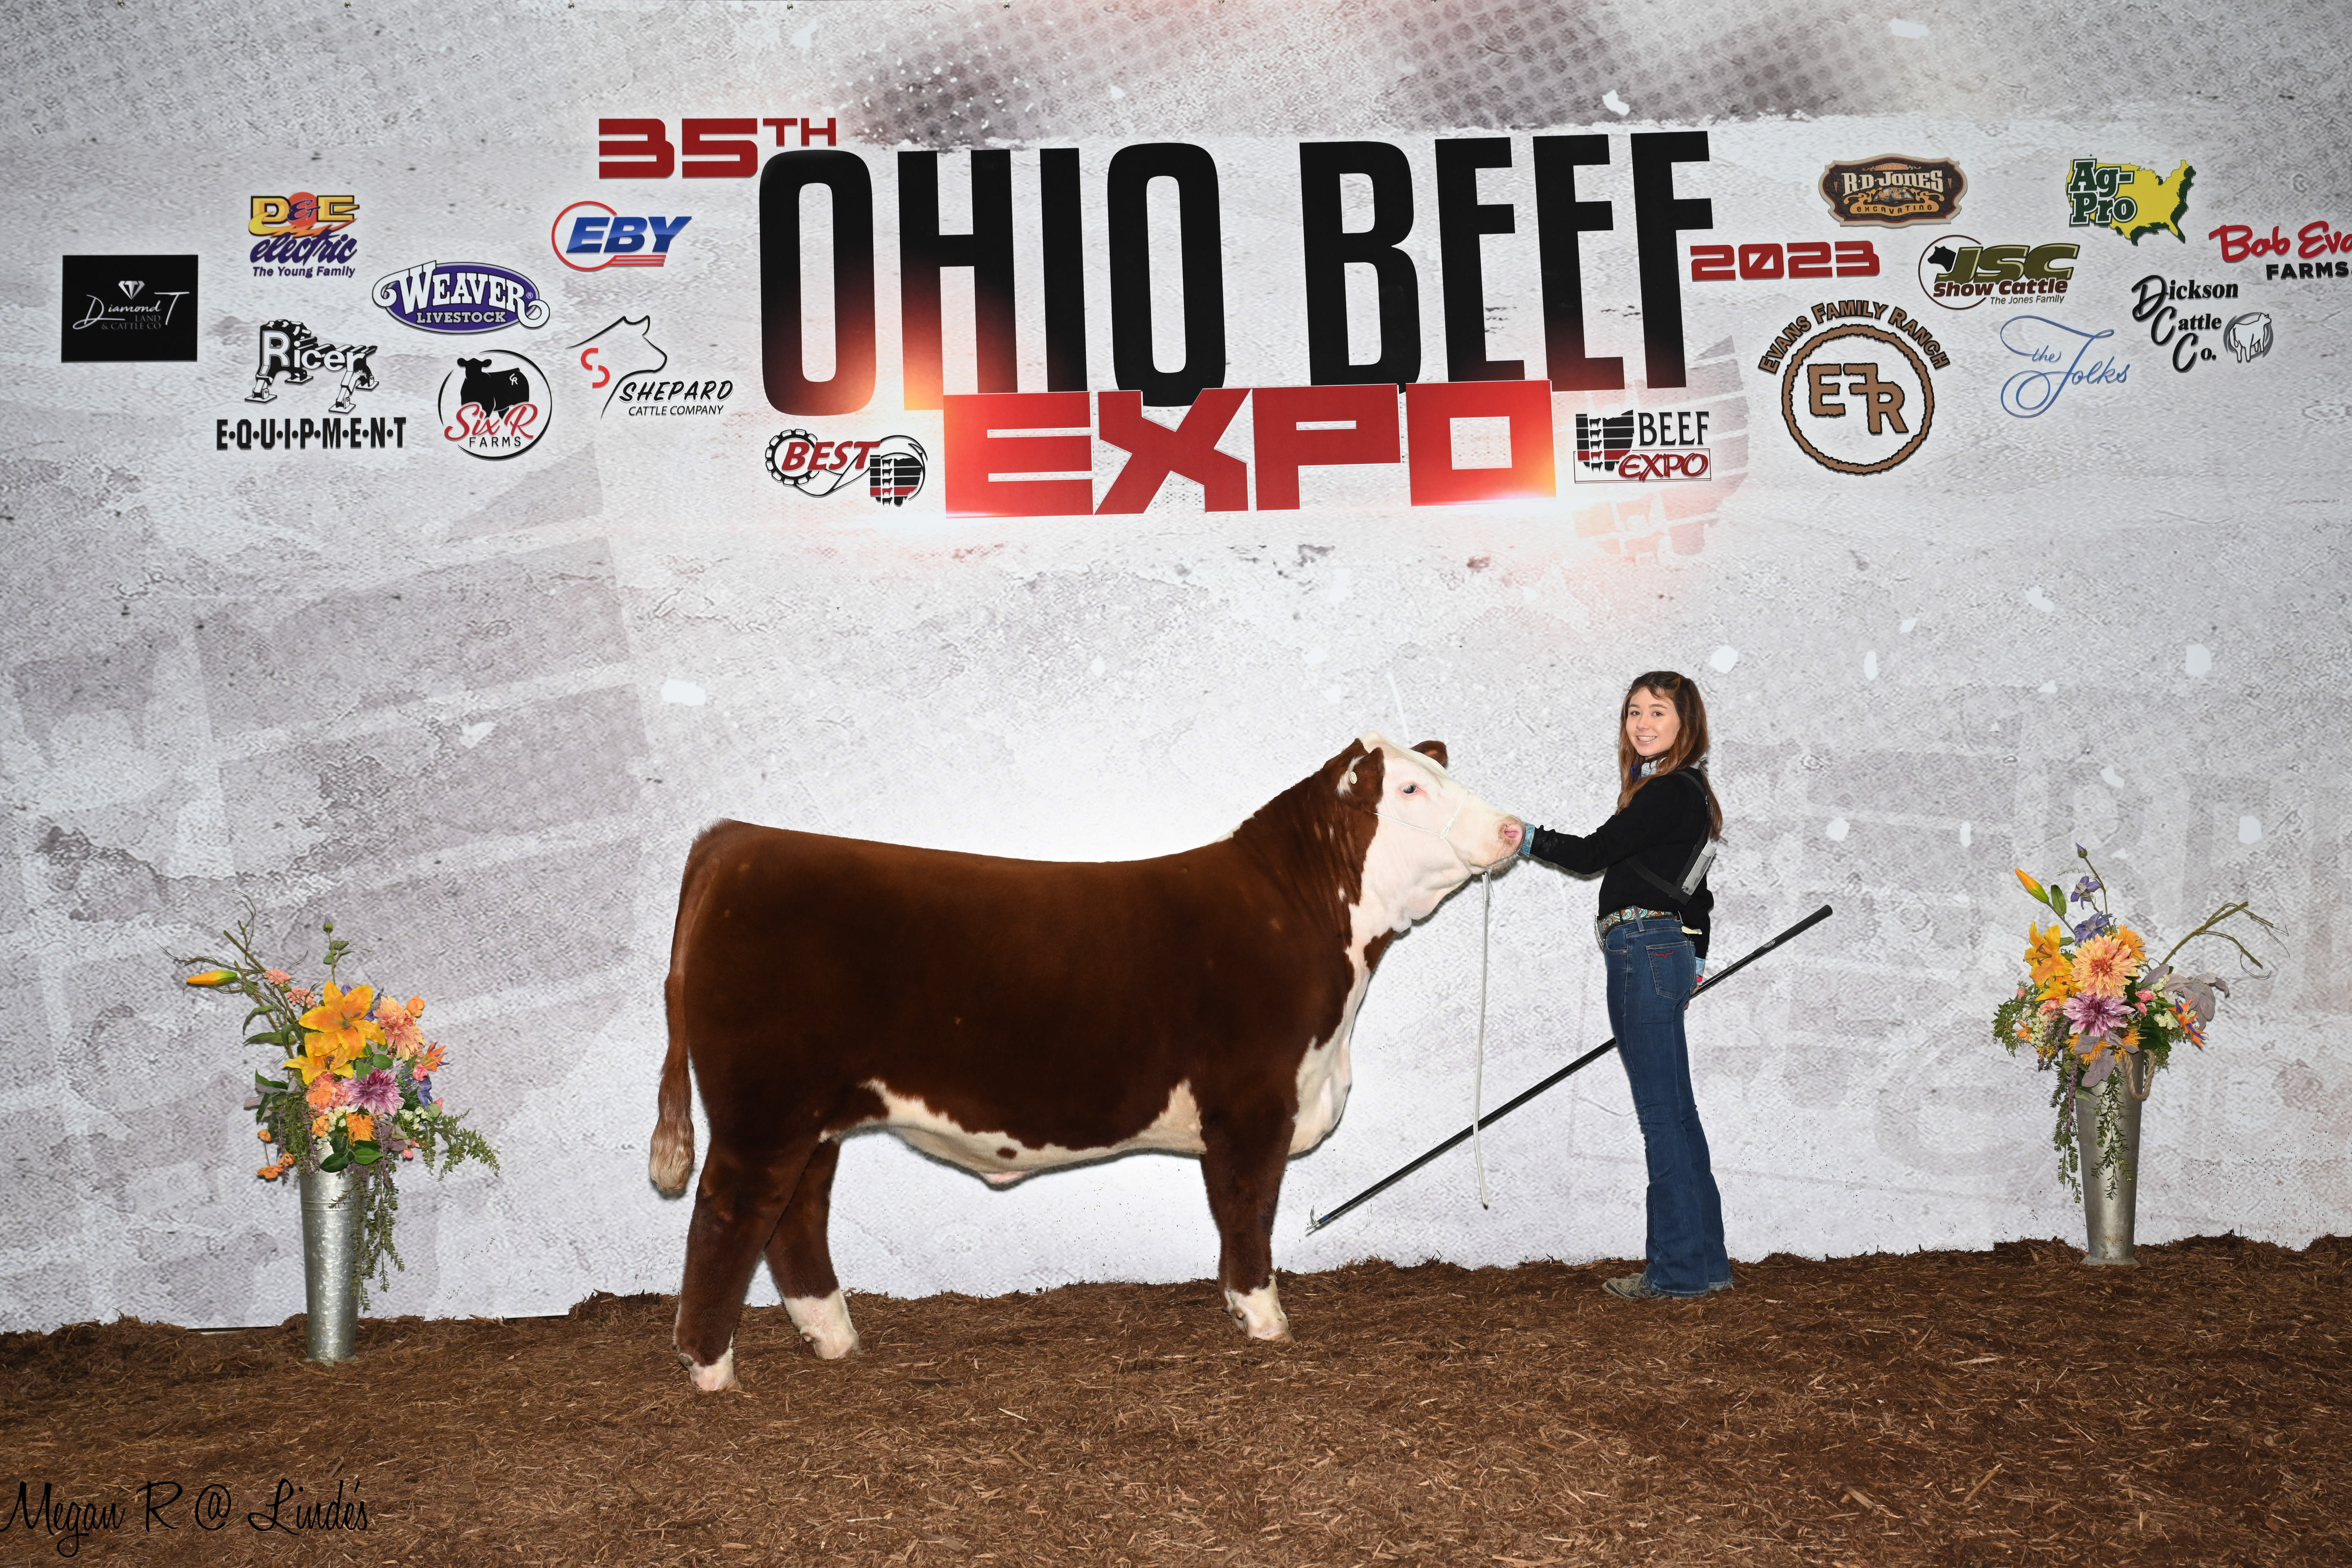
[1602,917,1731,1296]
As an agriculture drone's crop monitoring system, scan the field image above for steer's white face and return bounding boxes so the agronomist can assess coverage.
[1345,734,1524,934]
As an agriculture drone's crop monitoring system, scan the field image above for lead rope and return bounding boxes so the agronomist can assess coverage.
[1473,865,1493,1207]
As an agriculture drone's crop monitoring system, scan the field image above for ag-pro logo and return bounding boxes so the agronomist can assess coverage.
[2064,159,2193,244]
[551,202,692,271]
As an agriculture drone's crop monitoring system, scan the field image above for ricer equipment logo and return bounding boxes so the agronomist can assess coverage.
[767,432,927,505]
[438,351,552,459]
[1572,409,1713,483]
[249,193,359,275]
[1774,304,1943,475]
[1917,237,2079,310]
[247,321,378,413]
[2065,160,2194,243]
[373,261,550,334]
[60,255,198,362]
[1818,155,1965,227]
[552,202,692,270]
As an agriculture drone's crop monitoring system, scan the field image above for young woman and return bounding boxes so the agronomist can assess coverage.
[1516,670,1730,1300]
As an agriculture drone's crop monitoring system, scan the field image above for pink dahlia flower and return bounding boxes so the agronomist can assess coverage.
[2064,990,2128,1040]
[351,1069,402,1115]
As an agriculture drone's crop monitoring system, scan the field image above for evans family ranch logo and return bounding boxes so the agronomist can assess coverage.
[1765,301,1948,475]
[372,260,550,334]
[437,351,552,459]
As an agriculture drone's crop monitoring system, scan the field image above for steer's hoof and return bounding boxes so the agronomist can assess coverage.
[785,1290,862,1360]
[680,1345,739,1392]
[1223,1283,1292,1342]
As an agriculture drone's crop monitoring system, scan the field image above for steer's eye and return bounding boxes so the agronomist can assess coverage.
[1401,783,1418,794]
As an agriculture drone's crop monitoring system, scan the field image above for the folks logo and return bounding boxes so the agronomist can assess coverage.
[438,350,552,459]
[249,193,359,274]
[551,201,692,271]
[2064,159,2193,243]
[2128,276,2273,372]
[1997,317,2129,418]
[1772,302,1946,475]
[766,431,927,505]
[1817,155,1965,227]
[60,254,198,362]
[1572,409,1712,483]
[247,321,378,413]
[571,316,732,416]
[1917,236,2078,310]
[372,260,550,334]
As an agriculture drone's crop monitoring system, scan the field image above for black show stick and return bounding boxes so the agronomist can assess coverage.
[1305,903,1833,1233]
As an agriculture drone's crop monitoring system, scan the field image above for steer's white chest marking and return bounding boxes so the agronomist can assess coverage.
[1290,955,1371,1153]
[863,1077,1207,1177]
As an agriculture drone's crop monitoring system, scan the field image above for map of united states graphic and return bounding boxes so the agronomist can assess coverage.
[2103,161,2195,242]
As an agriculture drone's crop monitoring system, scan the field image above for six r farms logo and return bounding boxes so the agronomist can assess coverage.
[551,201,692,270]
[2206,221,2352,281]
[1572,409,1713,483]
[767,432,928,505]
[438,351,551,459]
[60,255,197,362]
[1916,236,2079,309]
[249,193,358,277]
[2064,159,2194,243]
[571,316,733,415]
[372,260,550,333]
[1764,302,1946,475]
[1817,155,1965,227]
[247,321,377,413]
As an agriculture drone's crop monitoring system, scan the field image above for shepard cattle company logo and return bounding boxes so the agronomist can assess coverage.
[438,351,552,459]
[1817,155,1965,227]
[1764,301,1945,475]
[766,432,928,505]
[2064,159,2193,243]
[2206,221,2352,281]
[2128,276,2272,372]
[60,255,197,362]
[552,202,693,270]
[248,193,358,277]
[1572,408,1713,483]
[372,260,550,334]
[1916,236,2079,310]
[571,316,732,416]
[247,321,378,413]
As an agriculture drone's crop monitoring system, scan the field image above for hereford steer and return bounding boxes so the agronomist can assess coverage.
[650,735,1522,1390]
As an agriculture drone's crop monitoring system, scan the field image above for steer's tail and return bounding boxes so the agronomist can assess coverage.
[651,824,728,1195]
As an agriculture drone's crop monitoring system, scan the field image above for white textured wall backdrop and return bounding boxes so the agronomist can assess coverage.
[2,0,2348,1333]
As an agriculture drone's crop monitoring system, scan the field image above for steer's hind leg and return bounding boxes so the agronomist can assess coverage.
[1199,1107,1295,1342]
[675,1136,817,1391]
[765,1135,860,1359]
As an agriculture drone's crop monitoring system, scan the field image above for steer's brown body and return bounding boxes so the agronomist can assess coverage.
[652,737,1520,1388]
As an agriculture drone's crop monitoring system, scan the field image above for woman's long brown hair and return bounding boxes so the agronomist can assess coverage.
[1615,670,1723,838]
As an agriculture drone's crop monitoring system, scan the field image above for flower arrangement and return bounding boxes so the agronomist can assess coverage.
[179,916,498,1305]
[1992,847,2270,1198]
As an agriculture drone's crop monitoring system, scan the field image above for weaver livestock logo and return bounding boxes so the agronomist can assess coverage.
[1817,155,1965,227]
[372,261,550,334]
[248,193,358,276]
[437,351,551,459]
[2065,159,2193,243]
[2206,222,2352,280]
[2128,277,2271,371]
[1689,240,1879,282]
[571,316,733,415]
[767,431,927,504]
[1770,303,1944,475]
[1572,408,1713,483]
[60,255,197,362]
[246,322,378,413]
[1916,237,2078,309]
[551,201,692,270]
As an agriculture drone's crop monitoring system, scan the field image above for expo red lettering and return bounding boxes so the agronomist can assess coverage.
[1614,450,1711,481]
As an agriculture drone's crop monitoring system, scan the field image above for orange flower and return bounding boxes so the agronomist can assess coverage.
[257,1127,273,1142]
[2025,924,2070,989]
[298,982,385,1063]
[2015,867,2043,898]
[2072,934,2130,998]
[375,995,426,1057]
[306,1073,351,1110]
[2113,924,2147,973]
[345,1112,375,1142]
[415,1042,446,1076]
[185,969,238,987]
[311,1112,330,1138]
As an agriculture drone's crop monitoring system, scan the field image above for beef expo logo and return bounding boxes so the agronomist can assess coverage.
[2205,220,2352,281]
[1817,155,1965,227]
[767,431,927,504]
[249,193,358,277]
[1916,237,2079,310]
[437,351,551,459]
[1763,301,1945,475]
[247,321,377,413]
[60,254,197,362]
[571,316,732,415]
[1572,409,1712,483]
[372,260,550,334]
[551,201,692,270]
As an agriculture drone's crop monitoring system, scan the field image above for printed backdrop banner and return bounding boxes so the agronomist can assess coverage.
[4,0,2349,1333]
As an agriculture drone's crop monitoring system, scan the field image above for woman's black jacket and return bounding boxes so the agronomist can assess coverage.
[1523,768,1715,959]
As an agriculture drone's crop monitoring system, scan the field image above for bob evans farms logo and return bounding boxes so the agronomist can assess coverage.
[372,261,550,333]
[249,193,357,275]
[438,350,551,458]
[1818,155,1965,227]
[2206,221,2352,280]
[1916,237,2079,310]
[767,431,928,503]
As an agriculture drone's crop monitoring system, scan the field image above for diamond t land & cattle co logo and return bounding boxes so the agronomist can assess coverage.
[372,260,550,334]
[552,202,693,271]
[60,255,197,362]
[438,351,551,459]
[1762,301,1946,475]
[1572,408,1713,483]
[247,321,378,413]
[1916,236,2078,310]
[767,432,927,505]
[571,316,732,416]
[1817,156,1965,227]
[2064,159,2193,243]
[249,193,358,277]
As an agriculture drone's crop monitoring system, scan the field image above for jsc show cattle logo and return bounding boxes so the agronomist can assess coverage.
[551,201,692,271]
[2064,159,2194,243]
[249,193,358,277]
[1917,236,2078,309]
[1762,301,1946,475]
[373,260,550,334]
[1817,155,1965,227]
[1572,408,1712,483]
[766,431,927,505]
[247,321,377,413]
[438,350,551,459]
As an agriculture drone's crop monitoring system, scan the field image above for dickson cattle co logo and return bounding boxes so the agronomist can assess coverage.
[1916,237,2079,310]
[60,254,197,362]
[2206,221,2352,281]
[552,202,692,270]
[1817,155,1965,228]
[437,351,552,459]
[2129,276,2272,373]
[1764,301,1946,475]
[372,261,550,334]
[571,316,732,416]
[766,432,928,505]
[247,321,378,413]
[249,193,358,277]
[1572,408,1713,483]
[2065,159,2193,244]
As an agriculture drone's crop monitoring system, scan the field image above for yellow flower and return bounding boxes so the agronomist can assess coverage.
[284,1040,350,1087]
[298,982,384,1062]
[2025,924,2070,989]
[2015,868,2044,900]
[184,969,238,987]
[2114,925,2147,974]
[2072,934,2130,998]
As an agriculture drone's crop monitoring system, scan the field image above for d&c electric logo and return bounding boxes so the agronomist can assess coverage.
[552,202,692,270]
[2205,221,2352,281]
[373,261,550,334]
[1764,301,1946,475]
[248,322,378,413]
[1572,409,1712,483]
[1817,155,1965,227]
[767,432,927,505]
[249,193,358,276]
[439,351,552,459]
[2064,159,2193,243]
[60,255,198,362]
[1916,237,2079,310]
[571,316,733,415]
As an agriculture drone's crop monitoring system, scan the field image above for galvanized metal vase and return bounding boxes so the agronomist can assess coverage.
[2075,1056,2154,1266]
[298,1164,361,1361]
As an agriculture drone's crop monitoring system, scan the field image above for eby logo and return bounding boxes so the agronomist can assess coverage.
[552,201,692,270]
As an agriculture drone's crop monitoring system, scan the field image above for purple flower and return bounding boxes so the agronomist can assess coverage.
[2064,991,2128,1039]
[413,1074,435,1107]
[352,1069,402,1115]
[2072,876,2101,905]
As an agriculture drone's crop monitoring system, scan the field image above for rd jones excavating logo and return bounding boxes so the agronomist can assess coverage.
[766,431,928,505]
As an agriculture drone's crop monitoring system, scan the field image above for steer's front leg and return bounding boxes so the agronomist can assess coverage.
[1198,1104,1295,1342]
